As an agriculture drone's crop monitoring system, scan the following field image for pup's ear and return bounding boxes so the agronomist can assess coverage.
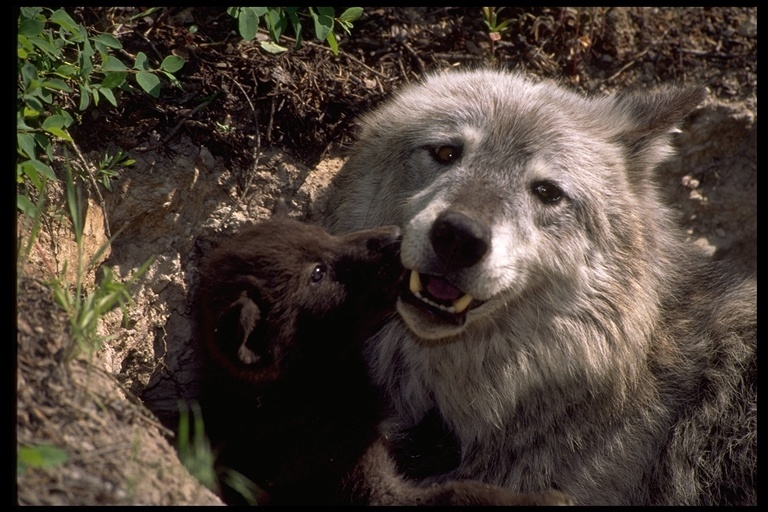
[231,291,262,364]
[610,85,706,173]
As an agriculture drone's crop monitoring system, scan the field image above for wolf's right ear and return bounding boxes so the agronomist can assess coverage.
[610,85,706,174]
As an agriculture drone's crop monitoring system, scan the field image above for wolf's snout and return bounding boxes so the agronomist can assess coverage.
[430,210,490,268]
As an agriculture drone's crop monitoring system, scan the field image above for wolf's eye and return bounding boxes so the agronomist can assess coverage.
[310,264,326,283]
[532,181,564,204]
[431,145,462,165]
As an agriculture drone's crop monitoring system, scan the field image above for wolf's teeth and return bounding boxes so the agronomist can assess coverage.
[452,294,473,314]
[409,270,423,294]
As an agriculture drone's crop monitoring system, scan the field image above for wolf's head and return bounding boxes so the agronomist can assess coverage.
[329,69,705,341]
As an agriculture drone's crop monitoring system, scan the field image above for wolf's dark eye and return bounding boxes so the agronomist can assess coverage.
[431,145,462,165]
[532,181,564,204]
[310,264,326,283]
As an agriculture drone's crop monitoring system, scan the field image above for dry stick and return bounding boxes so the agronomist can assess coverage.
[400,41,427,76]
[224,77,264,221]
[606,29,669,83]
[606,47,652,82]
[135,92,221,153]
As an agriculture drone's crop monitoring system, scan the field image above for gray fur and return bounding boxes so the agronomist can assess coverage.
[324,69,756,505]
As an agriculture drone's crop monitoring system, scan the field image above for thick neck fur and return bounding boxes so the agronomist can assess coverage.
[366,220,699,504]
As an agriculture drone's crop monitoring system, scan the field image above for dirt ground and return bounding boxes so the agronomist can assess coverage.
[16,7,756,505]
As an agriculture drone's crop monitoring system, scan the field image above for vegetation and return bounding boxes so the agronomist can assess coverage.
[226,6,363,54]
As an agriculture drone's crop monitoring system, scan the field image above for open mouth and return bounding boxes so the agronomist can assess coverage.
[402,270,482,325]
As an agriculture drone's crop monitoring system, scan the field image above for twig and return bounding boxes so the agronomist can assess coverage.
[606,29,669,82]
[400,41,427,76]
[231,77,263,211]
[606,47,651,82]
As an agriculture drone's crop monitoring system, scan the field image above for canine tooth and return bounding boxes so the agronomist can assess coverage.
[410,270,423,294]
[452,294,473,314]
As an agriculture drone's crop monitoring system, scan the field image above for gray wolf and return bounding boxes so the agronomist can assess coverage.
[195,213,573,505]
[324,69,756,505]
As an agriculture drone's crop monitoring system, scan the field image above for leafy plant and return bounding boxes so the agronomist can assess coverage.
[97,148,136,192]
[226,7,363,55]
[17,7,184,216]
[177,402,218,492]
[177,401,265,505]
[482,7,516,63]
[48,160,153,363]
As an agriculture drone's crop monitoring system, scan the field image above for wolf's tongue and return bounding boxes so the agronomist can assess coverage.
[424,275,464,301]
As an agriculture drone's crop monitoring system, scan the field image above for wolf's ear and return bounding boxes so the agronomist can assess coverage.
[611,85,706,173]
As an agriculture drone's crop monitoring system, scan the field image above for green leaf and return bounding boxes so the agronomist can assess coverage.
[40,79,72,92]
[44,126,73,143]
[310,8,334,42]
[17,18,45,38]
[102,55,128,72]
[160,55,185,73]
[20,162,41,191]
[79,37,95,77]
[17,34,34,54]
[237,7,262,41]
[99,87,117,107]
[265,8,287,41]
[42,115,66,130]
[260,41,288,54]
[92,33,122,49]
[17,194,38,217]
[136,71,161,98]
[78,84,90,110]
[54,64,78,79]
[285,8,302,46]
[326,31,339,55]
[19,6,44,19]
[49,9,81,35]
[20,159,57,187]
[101,71,126,90]
[17,133,37,160]
[338,7,363,23]
[20,61,38,87]
[29,36,61,60]
[23,96,44,114]
[133,52,149,71]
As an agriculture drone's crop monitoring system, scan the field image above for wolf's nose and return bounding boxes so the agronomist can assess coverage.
[430,210,490,268]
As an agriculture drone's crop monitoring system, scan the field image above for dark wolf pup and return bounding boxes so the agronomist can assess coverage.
[325,69,756,505]
[195,213,573,505]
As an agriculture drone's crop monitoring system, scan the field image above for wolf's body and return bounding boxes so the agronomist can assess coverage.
[324,69,756,505]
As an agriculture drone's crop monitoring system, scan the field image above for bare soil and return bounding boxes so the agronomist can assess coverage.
[16,7,756,505]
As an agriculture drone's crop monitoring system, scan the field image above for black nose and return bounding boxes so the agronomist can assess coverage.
[430,210,490,268]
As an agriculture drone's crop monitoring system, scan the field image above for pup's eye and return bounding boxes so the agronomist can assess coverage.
[532,181,564,204]
[310,264,326,283]
[431,145,462,165]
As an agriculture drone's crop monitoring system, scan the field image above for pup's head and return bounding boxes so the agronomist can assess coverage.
[336,70,705,341]
[196,215,403,382]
